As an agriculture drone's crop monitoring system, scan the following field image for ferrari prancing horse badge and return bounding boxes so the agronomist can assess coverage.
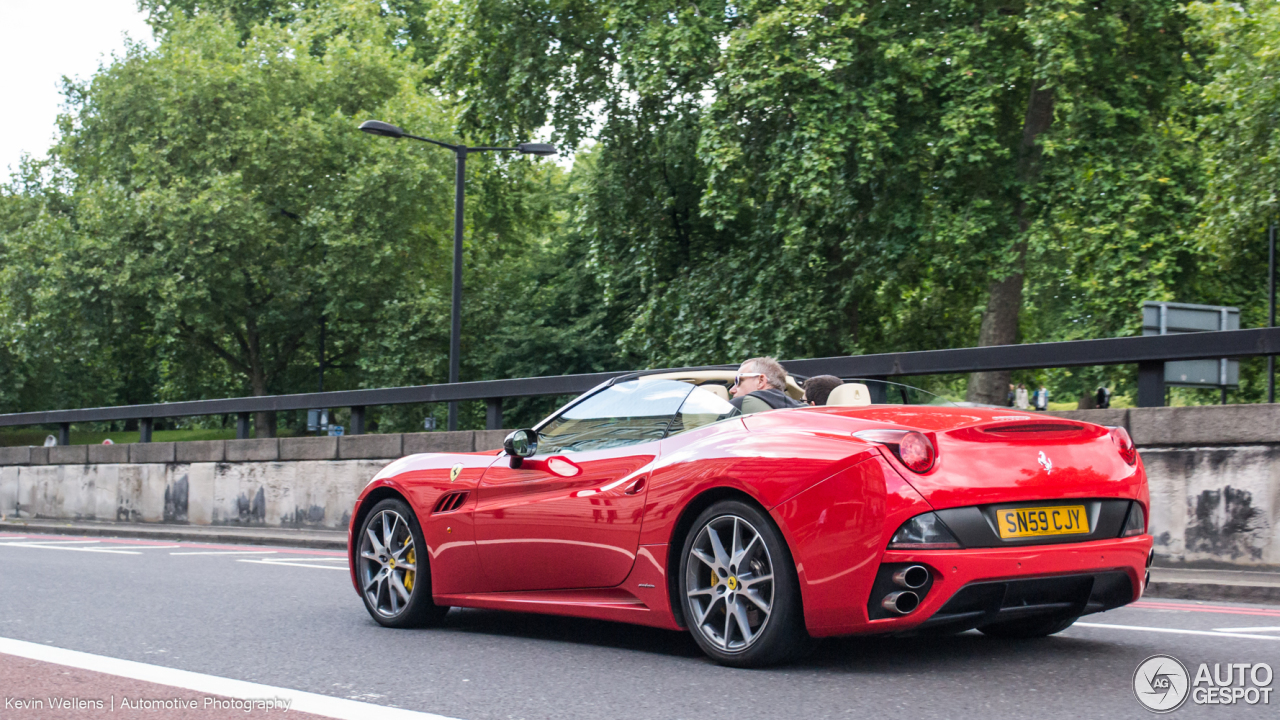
[450,463,463,482]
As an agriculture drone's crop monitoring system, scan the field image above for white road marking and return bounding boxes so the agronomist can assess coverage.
[2,538,180,548]
[0,539,102,545]
[0,637,462,720]
[237,558,348,571]
[1213,626,1280,634]
[0,541,140,555]
[1075,622,1280,641]
[170,550,278,556]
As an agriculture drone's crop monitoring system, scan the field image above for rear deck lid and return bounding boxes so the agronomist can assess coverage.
[865,414,1144,510]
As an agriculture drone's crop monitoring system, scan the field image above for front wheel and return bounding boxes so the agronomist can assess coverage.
[356,498,449,628]
[678,500,812,667]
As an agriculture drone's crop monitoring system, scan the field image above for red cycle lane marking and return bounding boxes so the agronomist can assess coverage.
[0,653,331,719]
[0,639,457,720]
[1131,600,1280,618]
[0,533,345,557]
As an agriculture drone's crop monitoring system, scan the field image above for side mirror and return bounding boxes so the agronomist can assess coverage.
[503,429,538,468]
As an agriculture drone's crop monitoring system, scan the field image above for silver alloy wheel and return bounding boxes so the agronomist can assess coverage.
[358,509,417,617]
[685,514,775,652]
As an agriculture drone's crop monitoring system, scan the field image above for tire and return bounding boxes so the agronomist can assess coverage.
[978,614,1078,639]
[678,499,813,667]
[355,498,449,628]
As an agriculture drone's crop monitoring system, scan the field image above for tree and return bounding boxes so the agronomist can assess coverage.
[5,0,1254,426]
[698,0,1197,402]
[1194,1,1280,252]
[0,159,162,416]
[17,6,461,432]
[434,0,1200,403]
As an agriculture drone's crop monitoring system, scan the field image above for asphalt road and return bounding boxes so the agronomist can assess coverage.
[1,532,1277,720]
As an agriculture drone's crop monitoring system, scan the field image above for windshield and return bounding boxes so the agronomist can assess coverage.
[667,385,742,435]
[536,379,694,454]
[846,379,957,406]
[533,376,954,454]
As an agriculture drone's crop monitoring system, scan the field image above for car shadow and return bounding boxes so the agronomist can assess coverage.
[430,608,1125,670]
[435,608,705,658]
[801,632,1128,673]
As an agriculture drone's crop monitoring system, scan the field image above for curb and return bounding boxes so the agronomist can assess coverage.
[0,521,347,550]
[1144,581,1280,605]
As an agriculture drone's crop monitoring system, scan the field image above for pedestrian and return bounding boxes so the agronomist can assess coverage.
[1095,386,1111,409]
[1007,383,1016,407]
[1033,385,1049,411]
[1014,384,1030,410]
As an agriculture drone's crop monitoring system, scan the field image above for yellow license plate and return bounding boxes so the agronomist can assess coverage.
[996,505,1089,539]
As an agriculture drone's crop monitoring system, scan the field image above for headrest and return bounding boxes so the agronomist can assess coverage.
[826,383,872,407]
[700,384,730,401]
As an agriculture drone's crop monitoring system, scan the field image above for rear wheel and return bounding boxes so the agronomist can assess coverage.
[679,500,812,667]
[978,614,1078,638]
[356,498,449,628]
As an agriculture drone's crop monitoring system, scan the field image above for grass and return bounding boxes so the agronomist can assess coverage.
[1045,394,1134,412]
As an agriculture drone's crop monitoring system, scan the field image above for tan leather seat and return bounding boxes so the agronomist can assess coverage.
[826,383,872,407]
[699,384,731,402]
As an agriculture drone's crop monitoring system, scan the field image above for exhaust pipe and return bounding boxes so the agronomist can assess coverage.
[892,565,929,589]
[881,590,920,615]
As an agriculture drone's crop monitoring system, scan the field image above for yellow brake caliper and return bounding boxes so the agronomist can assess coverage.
[404,547,416,592]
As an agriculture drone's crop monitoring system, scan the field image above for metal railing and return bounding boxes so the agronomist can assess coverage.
[3,328,1277,443]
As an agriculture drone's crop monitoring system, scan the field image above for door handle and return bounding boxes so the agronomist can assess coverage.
[623,477,647,495]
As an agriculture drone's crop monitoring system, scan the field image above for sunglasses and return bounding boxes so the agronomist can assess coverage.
[733,372,765,386]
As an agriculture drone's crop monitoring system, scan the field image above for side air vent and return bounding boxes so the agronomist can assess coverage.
[432,491,470,514]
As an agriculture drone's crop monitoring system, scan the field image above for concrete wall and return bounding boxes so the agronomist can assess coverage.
[1051,406,1280,568]
[0,430,508,531]
[2,408,1279,569]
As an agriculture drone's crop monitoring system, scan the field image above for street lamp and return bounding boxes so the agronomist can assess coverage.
[359,120,557,431]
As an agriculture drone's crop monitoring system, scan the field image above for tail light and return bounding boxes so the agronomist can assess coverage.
[1109,426,1137,466]
[898,432,936,473]
[855,429,937,473]
[1121,503,1146,537]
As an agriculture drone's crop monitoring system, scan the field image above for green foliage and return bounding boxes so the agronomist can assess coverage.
[1,3,556,423]
[1193,1,1280,242]
[431,0,1207,407]
[54,7,459,400]
[137,0,446,66]
[5,0,1280,426]
[0,158,159,413]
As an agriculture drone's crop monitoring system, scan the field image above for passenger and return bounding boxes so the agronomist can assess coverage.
[729,357,803,414]
[802,375,844,406]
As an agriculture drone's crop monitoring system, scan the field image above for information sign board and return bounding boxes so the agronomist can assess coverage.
[1141,302,1239,388]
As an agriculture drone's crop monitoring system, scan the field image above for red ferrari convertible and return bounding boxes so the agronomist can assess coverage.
[348,371,1152,667]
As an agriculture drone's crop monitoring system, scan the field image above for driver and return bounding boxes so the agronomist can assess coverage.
[729,357,803,414]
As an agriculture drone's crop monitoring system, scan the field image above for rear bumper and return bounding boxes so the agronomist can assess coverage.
[810,534,1153,637]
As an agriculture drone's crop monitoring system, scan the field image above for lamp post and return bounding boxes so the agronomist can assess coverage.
[1270,222,1276,404]
[359,120,556,431]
